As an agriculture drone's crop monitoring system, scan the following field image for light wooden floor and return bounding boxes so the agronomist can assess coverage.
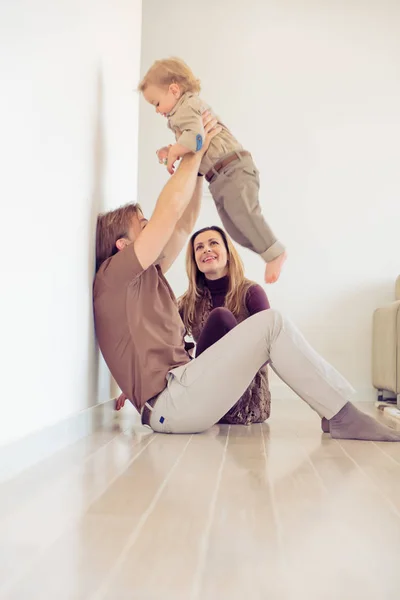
[1,400,400,600]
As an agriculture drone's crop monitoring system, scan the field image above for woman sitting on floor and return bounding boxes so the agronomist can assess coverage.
[179,225,272,425]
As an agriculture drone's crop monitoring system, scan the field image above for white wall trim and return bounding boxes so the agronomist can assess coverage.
[0,381,378,484]
[0,399,117,484]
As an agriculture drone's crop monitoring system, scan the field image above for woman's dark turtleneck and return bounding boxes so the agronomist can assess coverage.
[203,274,270,313]
[204,275,229,308]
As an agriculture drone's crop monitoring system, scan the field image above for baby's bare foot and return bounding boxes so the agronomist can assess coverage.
[265,251,287,284]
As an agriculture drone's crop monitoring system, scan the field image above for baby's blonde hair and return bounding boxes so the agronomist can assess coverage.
[138,57,201,94]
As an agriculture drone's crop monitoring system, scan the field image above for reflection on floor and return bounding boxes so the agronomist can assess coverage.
[1,400,400,600]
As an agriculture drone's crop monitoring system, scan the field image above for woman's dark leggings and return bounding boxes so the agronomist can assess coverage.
[195,307,238,357]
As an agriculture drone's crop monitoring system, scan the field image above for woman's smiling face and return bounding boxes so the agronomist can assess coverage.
[193,229,229,280]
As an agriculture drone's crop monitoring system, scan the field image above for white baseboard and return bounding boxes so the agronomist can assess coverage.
[0,378,380,484]
[0,399,116,484]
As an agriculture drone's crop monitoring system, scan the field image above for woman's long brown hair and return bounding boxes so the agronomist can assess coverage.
[179,226,253,336]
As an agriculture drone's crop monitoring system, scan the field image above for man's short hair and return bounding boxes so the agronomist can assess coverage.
[95,203,140,272]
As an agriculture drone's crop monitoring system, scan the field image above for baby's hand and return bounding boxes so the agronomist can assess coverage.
[156,145,171,165]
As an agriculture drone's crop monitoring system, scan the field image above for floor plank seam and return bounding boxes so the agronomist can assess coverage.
[336,440,400,521]
[261,424,291,600]
[189,427,230,600]
[371,441,400,467]
[90,435,194,600]
[0,432,157,598]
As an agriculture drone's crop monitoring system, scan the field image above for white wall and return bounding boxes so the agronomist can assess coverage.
[138,0,400,400]
[0,0,142,446]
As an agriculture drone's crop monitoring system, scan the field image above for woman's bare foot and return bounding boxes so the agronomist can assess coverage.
[264,251,287,284]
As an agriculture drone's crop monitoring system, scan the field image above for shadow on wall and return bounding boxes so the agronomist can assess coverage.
[300,281,396,397]
[86,68,108,407]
